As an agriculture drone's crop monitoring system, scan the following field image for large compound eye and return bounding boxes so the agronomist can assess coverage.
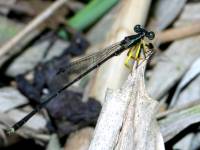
[134,25,142,33]
[146,31,155,40]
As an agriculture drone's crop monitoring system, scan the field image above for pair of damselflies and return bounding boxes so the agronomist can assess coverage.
[7,25,155,134]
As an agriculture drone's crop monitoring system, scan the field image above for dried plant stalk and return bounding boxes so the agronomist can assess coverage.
[89,62,164,150]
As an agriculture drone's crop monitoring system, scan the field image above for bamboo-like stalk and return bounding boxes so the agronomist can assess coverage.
[90,0,153,103]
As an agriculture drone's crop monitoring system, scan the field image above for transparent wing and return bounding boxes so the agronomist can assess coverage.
[59,42,121,74]
[48,42,122,91]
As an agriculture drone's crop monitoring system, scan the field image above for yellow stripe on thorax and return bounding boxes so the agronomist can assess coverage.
[124,41,142,69]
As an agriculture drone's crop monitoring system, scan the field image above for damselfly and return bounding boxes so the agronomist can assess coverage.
[7,25,155,134]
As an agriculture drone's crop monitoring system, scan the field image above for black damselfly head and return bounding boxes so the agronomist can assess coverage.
[134,25,155,40]
[123,25,155,49]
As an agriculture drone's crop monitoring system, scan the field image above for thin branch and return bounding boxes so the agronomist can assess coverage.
[157,99,200,119]
[0,0,69,67]
[157,22,200,44]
